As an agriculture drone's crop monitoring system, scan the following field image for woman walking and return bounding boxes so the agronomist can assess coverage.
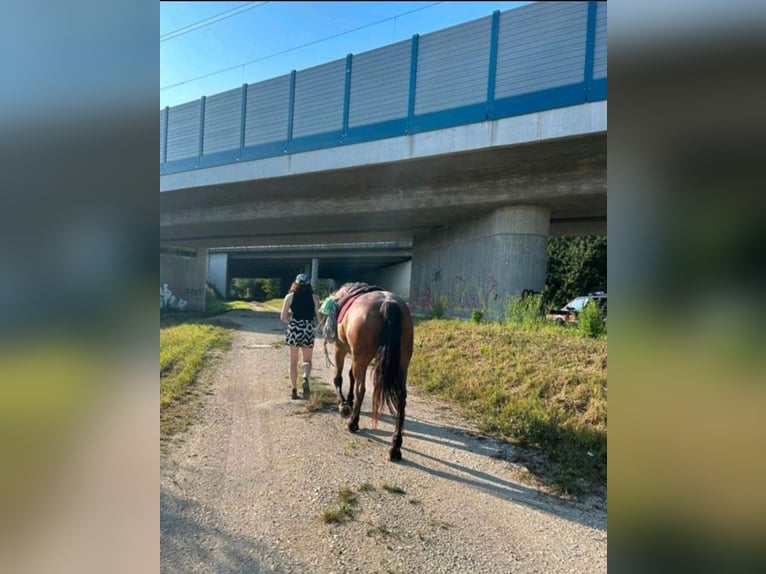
[280,274,320,399]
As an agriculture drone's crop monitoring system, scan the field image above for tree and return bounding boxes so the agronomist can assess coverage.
[544,236,607,309]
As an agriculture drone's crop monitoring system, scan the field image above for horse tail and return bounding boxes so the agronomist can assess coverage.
[372,300,407,427]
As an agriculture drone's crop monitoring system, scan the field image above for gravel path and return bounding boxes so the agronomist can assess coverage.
[161,307,607,573]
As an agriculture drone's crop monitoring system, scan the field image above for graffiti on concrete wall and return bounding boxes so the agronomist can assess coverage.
[411,269,499,315]
[160,283,188,311]
[449,275,499,312]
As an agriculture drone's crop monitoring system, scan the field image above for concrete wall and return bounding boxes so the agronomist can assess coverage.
[410,206,549,321]
[207,252,228,298]
[160,247,208,312]
[361,260,412,300]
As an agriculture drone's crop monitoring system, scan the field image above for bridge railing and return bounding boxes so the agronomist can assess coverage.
[160,1,606,174]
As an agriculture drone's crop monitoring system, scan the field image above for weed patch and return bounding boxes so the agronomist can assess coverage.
[409,319,606,495]
[322,486,358,524]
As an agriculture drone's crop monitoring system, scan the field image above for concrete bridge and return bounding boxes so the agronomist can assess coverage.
[160,1,607,319]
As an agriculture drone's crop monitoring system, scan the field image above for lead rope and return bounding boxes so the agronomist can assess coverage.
[323,338,334,368]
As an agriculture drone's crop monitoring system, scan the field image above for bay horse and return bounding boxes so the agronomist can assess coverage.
[330,283,414,462]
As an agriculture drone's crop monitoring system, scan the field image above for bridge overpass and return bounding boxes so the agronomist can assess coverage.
[160,1,607,319]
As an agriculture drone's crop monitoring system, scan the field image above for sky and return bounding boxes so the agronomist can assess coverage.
[160,1,533,109]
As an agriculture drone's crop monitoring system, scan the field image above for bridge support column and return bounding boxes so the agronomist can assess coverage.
[310,257,319,290]
[207,252,228,299]
[410,205,550,321]
[160,247,209,312]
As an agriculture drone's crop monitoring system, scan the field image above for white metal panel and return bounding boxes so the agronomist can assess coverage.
[293,59,346,138]
[166,101,200,161]
[495,2,587,98]
[348,39,411,128]
[245,75,291,146]
[415,16,491,115]
[203,87,241,154]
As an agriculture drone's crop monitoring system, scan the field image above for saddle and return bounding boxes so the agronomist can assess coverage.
[321,283,384,343]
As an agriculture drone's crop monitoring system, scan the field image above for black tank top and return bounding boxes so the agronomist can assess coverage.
[291,290,315,321]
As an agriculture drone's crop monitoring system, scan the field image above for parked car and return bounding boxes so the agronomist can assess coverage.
[547,292,607,325]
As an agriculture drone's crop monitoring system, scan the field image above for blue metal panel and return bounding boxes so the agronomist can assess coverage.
[409,103,487,134]
[589,78,607,101]
[287,70,296,150]
[490,83,586,120]
[198,96,206,157]
[162,107,169,163]
[342,54,352,137]
[199,149,241,168]
[344,118,408,145]
[407,34,419,132]
[290,130,345,155]
[162,157,201,174]
[486,11,500,113]
[240,141,290,162]
[239,83,248,156]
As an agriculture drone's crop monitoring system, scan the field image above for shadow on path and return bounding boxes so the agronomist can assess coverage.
[356,413,606,532]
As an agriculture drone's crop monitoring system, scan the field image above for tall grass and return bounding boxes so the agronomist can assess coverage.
[160,323,230,439]
[409,319,606,495]
[505,293,546,329]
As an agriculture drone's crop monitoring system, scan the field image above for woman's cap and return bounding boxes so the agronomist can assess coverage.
[295,273,309,284]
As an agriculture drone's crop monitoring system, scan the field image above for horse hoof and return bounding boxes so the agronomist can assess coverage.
[389,449,402,462]
[348,421,359,433]
[339,404,351,418]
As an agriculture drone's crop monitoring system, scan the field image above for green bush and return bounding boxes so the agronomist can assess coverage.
[578,300,606,337]
[505,293,544,329]
[471,309,484,324]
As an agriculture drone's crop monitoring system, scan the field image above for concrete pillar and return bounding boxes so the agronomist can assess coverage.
[207,252,228,299]
[310,257,319,290]
[410,205,550,321]
[160,247,209,312]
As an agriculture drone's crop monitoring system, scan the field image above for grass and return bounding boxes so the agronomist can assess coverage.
[205,297,253,315]
[381,483,407,495]
[160,322,231,442]
[321,486,358,524]
[261,298,284,311]
[409,318,607,496]
[301,384,337,415]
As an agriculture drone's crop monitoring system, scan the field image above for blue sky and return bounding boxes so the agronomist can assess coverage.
[160,1,533,109]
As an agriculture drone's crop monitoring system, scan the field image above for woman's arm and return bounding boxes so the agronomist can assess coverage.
[280,293,293,324]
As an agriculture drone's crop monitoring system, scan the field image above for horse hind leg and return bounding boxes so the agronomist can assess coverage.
[333,347,347,411]
[341,367,354,417]
[389,386,407,461]
[347,361,367,433]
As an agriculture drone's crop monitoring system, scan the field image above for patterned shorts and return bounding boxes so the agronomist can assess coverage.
[285,319,316,348]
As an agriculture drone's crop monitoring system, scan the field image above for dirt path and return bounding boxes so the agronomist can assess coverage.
[160,308,606,573]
